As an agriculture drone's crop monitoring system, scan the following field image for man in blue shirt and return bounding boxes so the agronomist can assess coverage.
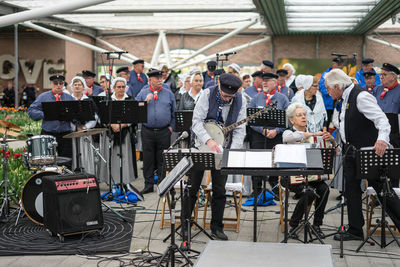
[319,56,343,127]
[245,70,264,99]
[202,61,217,89]
[276,69,294,101]
[249,72,289,197]
[82,70,104,96]
[261,60,274,73]
[128,59,148,97]
[362,71,377,93]
[355,58,381,88]
[28,74,76,164]
[136,69,176,194]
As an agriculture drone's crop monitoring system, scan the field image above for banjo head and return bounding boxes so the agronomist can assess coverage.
[203,122,225,146]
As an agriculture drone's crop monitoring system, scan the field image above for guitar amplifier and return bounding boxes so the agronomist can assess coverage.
[42,173,103,236]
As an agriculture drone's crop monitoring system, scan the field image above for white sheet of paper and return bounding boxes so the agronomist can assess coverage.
[274,144,307,166]
[227,151,246,168]
[245,151,272,168]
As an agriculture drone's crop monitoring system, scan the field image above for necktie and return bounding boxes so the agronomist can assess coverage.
[149,86,161,100]
[263,88,275,106]
[380,81,398,99]
[256,87,262,94]
[52,90,62,101]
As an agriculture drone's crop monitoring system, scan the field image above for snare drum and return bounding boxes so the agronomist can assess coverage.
[26,135,57,166]
[21,171,60,225]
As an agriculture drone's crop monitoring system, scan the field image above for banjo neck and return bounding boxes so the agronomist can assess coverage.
[222,104,273,134]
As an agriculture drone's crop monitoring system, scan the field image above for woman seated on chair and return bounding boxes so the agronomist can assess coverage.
[282,102,338,239]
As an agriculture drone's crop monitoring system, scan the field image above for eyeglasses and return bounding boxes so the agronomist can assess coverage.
[295,112,307,117]
[219,89,235,99]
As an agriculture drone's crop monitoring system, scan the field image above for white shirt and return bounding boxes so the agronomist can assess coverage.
[192,88,247,149]
[339,83,390,144]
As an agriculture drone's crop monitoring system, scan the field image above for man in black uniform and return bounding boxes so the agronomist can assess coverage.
[324,69,400,241]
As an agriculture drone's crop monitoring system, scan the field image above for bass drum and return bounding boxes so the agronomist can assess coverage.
[21,171,60,225]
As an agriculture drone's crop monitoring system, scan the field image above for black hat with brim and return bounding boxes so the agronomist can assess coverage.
[49,74,65,82]
[332,57,344,64]
[381,63,400,75]
[262,72,278,79]
[362,58,374,65]
[219,73,242,94]
[133,59,144,65]
[262,60,274,68]
[82,70,96,77]
[147,69,163,77]
[276,69,288,76]
[251,70,264,78]
[116,66,129,74]
[207,61,217,67]
[363,71,376,78]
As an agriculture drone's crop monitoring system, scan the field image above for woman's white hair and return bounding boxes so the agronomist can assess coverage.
[324,69,352,90]
[190,72,203,84]
[283,63,296,75]
[111,77,127,89]
[70,76,88,90]
[286,102,306,119]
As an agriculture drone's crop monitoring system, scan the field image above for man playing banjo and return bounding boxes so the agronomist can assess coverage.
[183,73,246,241]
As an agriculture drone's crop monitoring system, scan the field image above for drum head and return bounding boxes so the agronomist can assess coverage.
[21,171,59,225]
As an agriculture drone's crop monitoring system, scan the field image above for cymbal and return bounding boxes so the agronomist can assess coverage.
[0,120,23,131]
[0,138,19,143]
[63,128,108,139]
[0,128,21,137]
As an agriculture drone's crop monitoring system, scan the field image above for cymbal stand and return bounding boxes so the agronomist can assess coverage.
[83,136,107,175]
[0,130,20,222]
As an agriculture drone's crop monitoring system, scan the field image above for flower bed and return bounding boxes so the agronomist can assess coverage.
[0,107,42,137]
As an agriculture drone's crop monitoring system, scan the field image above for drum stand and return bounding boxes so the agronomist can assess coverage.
[0,133,20,222]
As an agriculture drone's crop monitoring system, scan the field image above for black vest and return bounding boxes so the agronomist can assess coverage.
[344,85,378,149]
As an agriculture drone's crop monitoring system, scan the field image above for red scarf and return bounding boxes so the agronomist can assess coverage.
[275,84,281,93]
[263,88,275,106]
[136,71,143,83]
[52,89,62,101]
[84,85,93,96]
[367,87,373,93]
[256,86,262,94]
[380,81,398,99]
[149,86,161,100]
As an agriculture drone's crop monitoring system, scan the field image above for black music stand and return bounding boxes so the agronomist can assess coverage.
[221,148,324,242]
[98,100,147,197]
[175,111,193,147]
[157,156,194,267]
[162,149,216,246]
[356,148,400,251]
[247,107,286,240]
[283,148,335,244]
[42,100,95,171]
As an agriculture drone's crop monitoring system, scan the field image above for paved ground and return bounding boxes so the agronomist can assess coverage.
[1,159,400,266]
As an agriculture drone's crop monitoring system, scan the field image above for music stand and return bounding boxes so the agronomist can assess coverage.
[175,111,193,133]
[42,100,95,171]
[97,100,147,197]
[157,156,194,267]
[386,113,400,148]
[283,148,335,244]
[162,149,216,245]
[356,148,400,251]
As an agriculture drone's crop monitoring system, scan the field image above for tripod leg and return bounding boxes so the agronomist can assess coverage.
[356,222,381,252]
[385,221,400,247]
[101,201,131,222]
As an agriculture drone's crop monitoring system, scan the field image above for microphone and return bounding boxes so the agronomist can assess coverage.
[168,131,189,150]
[217,52,237,57]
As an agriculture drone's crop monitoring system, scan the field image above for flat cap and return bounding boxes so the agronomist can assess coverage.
[207,60,217,67]
[332,57,344,64]
[219,73,242,94]
[363,71,376,78]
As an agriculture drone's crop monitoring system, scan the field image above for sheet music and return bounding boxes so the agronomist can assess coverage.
[274,144,307,168]
[227,151,273,168]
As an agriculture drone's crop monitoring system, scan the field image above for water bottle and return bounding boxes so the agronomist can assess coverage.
[112,184,117,197]
[154,174,158,184]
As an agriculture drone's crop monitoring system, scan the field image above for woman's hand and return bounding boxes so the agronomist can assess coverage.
[322,131,334,142]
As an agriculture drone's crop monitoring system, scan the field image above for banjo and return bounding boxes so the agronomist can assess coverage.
[196,103,277,152]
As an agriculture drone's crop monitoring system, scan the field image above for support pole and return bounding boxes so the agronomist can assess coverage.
[161,31,172,68]
[21,21,134,64]
[315,35,320,59]
[176,36,270,69]
[171,18,259,68]
[0,0,113,28]
[151,31,163,68]
[14,24,18,108]
[367,36,400,51]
